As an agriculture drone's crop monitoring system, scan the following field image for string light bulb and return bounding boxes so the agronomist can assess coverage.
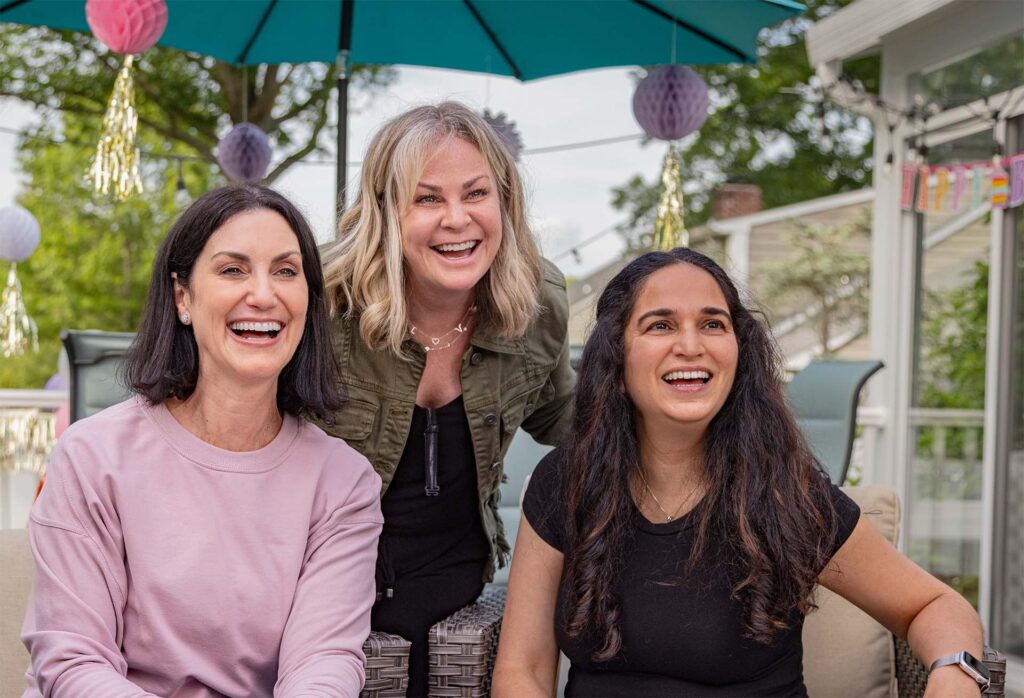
[883,151,894,174]
[174,158,190,208]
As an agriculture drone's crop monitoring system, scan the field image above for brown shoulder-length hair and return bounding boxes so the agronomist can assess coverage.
[562,247,841,660]
[122,184,344,423]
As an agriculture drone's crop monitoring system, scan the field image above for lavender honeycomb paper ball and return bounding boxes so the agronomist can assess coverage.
[0,205,41,262]
[217,123,273,182]
[632,65,709,142]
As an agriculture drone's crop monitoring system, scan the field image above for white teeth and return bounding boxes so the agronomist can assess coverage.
[230,321,282,332]
[434,241,478,252]
[663,370,711,381]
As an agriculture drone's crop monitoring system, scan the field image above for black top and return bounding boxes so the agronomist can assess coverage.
[378,395,489,580]
[523,447,861,697]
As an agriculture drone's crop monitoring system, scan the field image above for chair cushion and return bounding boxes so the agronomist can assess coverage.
[802,485,900,698]
[0,528,32,697]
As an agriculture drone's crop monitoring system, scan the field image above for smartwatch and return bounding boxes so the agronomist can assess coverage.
[929,651,991,692]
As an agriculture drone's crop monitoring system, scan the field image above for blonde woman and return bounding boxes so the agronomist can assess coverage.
[321,101,575,695]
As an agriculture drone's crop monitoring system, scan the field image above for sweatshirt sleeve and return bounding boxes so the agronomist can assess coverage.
[274,454,384,698]
[21,439,157,698]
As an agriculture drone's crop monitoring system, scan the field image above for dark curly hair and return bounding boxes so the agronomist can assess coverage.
[561,247,840,660]
[123,184,344,423]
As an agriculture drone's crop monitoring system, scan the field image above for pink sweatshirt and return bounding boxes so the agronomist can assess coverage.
[22,396,383,698]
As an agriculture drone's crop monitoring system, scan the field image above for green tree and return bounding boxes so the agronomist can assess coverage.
[918,259,988,411]
[0,24,396,387]
[760,215,870,355]
[0,24,395,181]
[0,116,216,388]
[612,0,878,248]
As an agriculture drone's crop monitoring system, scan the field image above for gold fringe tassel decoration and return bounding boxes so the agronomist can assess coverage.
[88,55,144,201]
[0,263,38,358]
[0,409,55,474]
[653,144,688,250]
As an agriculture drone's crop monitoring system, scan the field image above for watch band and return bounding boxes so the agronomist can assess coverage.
[930,651,991,691]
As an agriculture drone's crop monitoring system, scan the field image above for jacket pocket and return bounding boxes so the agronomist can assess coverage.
[332,398,377,443]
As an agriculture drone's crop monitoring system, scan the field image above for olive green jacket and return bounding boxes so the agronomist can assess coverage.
[323,260,576,582]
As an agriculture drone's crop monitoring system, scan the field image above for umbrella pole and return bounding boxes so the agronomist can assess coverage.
[336,0,354,224]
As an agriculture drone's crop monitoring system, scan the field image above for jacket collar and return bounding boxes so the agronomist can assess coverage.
[471,324,526,355]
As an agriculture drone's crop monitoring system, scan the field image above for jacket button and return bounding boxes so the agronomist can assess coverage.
[483,413,497,426]
[470,352,483,366]
[524,402,535,416]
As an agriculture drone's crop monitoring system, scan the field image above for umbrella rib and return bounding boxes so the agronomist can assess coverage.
[462,0,522,80]
[236,0,280,65]
[0,0,31,13]
[630,0,750,63]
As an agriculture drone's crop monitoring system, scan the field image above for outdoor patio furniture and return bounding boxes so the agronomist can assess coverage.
[60,329,135,422]
[428,586,506,697]
[786,359,884,484]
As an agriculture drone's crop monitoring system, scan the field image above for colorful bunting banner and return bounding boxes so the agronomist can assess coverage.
[898,153,1024,213]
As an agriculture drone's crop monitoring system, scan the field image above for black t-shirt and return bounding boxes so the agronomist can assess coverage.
[522,447,861,697]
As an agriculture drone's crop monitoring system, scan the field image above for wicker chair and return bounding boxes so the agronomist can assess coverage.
[426,587,506,697]
[361,631,412,698]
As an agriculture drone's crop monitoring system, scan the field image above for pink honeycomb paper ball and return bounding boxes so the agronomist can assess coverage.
[632,65,709,142]
[86,0,168,55]
[217,123,273,183]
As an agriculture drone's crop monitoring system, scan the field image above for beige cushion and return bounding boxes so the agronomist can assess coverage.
[803,485,900,698]
[0,528,32,696]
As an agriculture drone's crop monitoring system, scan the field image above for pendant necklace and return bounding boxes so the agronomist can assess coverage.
[409,305,476,352]
[637,467,697,522]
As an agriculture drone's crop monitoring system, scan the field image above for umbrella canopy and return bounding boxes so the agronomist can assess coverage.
[1,0,804,203]
[1,0,802,72]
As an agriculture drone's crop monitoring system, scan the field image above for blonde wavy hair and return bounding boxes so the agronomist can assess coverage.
[322,101,543,355]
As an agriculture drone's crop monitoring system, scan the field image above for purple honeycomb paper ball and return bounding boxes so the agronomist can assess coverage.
[482,110,524,161]
[632,65,709,142]
[217,123,273,182]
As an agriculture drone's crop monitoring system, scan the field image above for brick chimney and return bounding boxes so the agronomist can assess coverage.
[712,183,763,220]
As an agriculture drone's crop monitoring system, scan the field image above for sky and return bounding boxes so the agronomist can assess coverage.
[0,64,669,279]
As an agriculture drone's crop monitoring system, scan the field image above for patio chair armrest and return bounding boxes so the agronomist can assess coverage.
[428,586,508,696]
[361,630,411,698]
[894,637,1007,697]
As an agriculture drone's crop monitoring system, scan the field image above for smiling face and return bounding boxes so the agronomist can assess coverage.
[174,208,308,391]
[399,136,503,303]
[623,262,739,439]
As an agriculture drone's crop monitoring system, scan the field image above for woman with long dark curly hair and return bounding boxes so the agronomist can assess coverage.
[493,248,985,697]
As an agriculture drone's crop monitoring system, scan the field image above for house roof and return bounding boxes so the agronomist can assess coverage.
[806,0,961,65]
[708,189,874,236]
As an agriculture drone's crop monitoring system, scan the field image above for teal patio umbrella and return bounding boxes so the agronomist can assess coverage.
[0,0,804,204]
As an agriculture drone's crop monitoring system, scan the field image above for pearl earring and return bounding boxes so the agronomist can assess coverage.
[179,312,191,325]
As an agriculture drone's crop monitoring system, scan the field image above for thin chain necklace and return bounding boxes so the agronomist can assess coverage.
[636,467,698,522]
[409,305,476,352]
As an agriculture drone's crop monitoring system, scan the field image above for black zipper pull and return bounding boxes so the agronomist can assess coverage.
[424,407,440,496]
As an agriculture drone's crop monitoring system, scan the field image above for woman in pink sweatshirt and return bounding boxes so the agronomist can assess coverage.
[22,185,383,698]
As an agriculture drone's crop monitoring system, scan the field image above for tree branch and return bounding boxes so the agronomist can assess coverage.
[264,103,330,184]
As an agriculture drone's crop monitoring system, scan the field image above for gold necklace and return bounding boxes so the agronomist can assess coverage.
[636,467,698,522]
[409,305,476,353]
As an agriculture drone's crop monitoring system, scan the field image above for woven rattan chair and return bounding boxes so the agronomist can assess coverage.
[895,639,1006,697]
[361,631,411,698]
[427,586,507,697]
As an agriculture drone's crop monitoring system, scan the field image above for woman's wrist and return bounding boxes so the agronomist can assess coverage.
[926,664,985,696]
